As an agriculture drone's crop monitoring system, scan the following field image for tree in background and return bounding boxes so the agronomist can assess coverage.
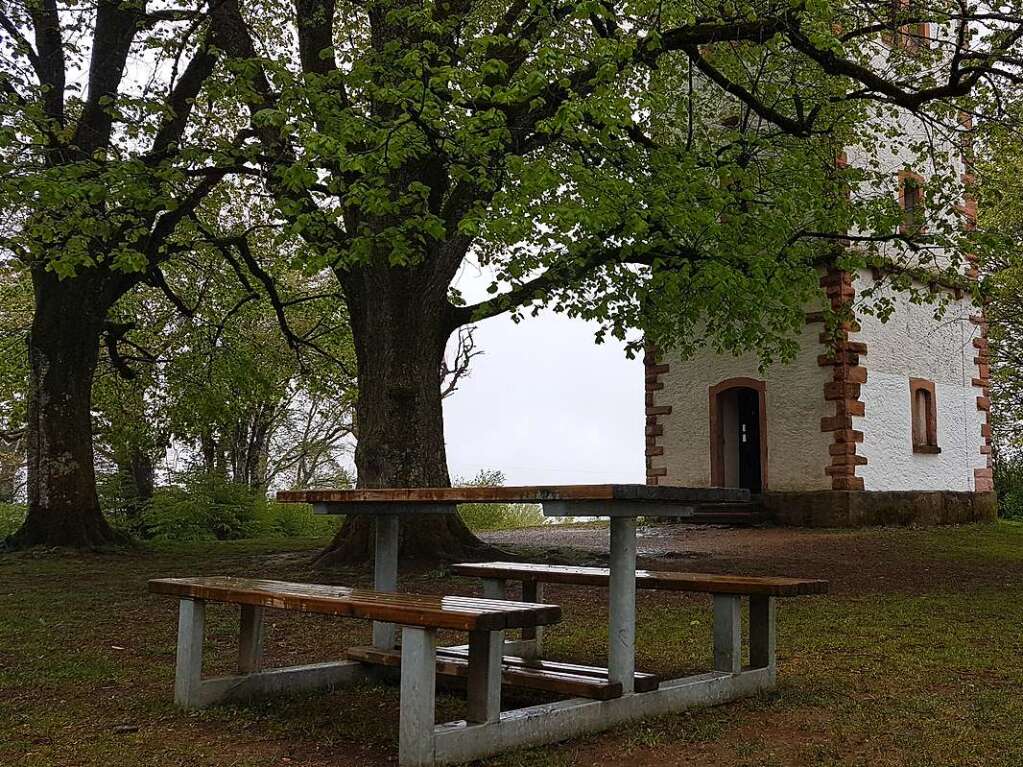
[157,237,357,492]
[83,225,359,524]
[0,262,29,503]
[977,90,1023,516]
[206,0,1022,563]
[0,0,250,547]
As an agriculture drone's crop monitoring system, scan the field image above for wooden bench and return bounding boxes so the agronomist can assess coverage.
[149,576,561,766]
[347,644,659,698]
[450,562,828,675]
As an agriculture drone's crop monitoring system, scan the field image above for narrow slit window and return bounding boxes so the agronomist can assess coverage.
[900,172,926,234]
[909,379,939,453]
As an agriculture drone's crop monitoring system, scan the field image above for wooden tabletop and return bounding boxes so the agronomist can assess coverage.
[277,484,750,510]
[149,577,562,632]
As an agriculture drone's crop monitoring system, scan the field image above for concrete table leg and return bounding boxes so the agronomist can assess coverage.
[238,605,265,673]
[174,598,205,708]
[399,626,437,767]
[466,629,503,723]
[608,516,637,694]
[373,514,400,649]
[713,594,742,674]
[749,596,776,671]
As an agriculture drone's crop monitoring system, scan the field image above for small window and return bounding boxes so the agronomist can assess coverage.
[885,0,930,50]
[901,20,930,51]
[909,378,940,453]
[899,171,926,234]
[960,112,975,169]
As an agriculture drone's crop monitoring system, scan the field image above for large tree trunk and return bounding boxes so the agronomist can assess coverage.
[7,272,120,548]
[314,272,488,566]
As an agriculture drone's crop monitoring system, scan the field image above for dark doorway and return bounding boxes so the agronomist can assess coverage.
[711,383,765,493]
[734,388,762,493]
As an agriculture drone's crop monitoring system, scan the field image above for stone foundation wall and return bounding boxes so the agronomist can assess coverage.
[761,490,997,527]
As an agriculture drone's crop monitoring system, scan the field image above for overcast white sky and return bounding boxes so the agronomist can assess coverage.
[443,264,645,487]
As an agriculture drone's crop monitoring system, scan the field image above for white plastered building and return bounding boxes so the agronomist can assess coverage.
[644,31,995,525]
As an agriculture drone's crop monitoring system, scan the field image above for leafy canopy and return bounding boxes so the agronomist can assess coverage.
[205,0,1020,363]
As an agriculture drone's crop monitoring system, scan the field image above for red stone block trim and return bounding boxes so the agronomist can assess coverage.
[644,343,672,486]
[971,312,993,492]
[819,268,867,490]
[960,174,992,492]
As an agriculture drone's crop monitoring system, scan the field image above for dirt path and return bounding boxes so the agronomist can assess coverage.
[483,522,1023,594]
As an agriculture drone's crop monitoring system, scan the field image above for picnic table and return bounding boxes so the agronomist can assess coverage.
[148,484,828,765]
[274,485,825,762]
[276,484,750,693]
[151,482,830,764]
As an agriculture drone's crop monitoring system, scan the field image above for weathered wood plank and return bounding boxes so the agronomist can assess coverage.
[450,563,829,597]
[149,577,562,632]
[277,484,749,506]
[435,646,660,693]
[347,646,625,701]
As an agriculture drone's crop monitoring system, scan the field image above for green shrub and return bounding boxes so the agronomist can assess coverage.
[0,503,25,538]
[255,500,341,538]
[141,476,340,541]
[455,468,545,531]
[143,478,258,541]
[458,501,545,531]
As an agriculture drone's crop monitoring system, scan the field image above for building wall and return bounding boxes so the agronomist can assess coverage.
[651,271,988,495]
[654,319,833,492]
[851,271,988,491]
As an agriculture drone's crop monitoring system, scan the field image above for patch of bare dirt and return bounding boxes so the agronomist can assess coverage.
[482,523,1023,595]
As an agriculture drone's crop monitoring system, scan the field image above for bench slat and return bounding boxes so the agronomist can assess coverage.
[347,646,624,701]
[435,646,660,693]
[450,563,828,596]
[149,577,562,632]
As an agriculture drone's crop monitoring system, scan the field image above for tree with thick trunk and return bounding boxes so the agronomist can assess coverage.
[13,270,122,545]
[209,0,1023,563]
[0,0,243,547]
[314,268,487,563]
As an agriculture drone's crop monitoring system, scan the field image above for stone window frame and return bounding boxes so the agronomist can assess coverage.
[898,170,927,235]
[909,378,941,454]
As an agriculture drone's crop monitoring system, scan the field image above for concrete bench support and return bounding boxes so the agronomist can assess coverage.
[712,594,742,674]
[481,577,505,600]
[400,626,438,767]
[466,629,503,723]
[749,595,776,670]
[481,578,542,660]
[174,598,205,708]
[519,581,545,659]
[238,605,265,673]
[432,666,773,766]
[172,597,368,710]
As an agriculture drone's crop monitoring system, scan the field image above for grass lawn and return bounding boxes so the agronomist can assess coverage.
[1,522,1022,766]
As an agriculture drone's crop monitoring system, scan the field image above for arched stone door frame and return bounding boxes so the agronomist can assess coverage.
[709,377,769,491]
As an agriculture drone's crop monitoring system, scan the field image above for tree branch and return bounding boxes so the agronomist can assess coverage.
[27,0,65,127]
[0,10,42,76]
